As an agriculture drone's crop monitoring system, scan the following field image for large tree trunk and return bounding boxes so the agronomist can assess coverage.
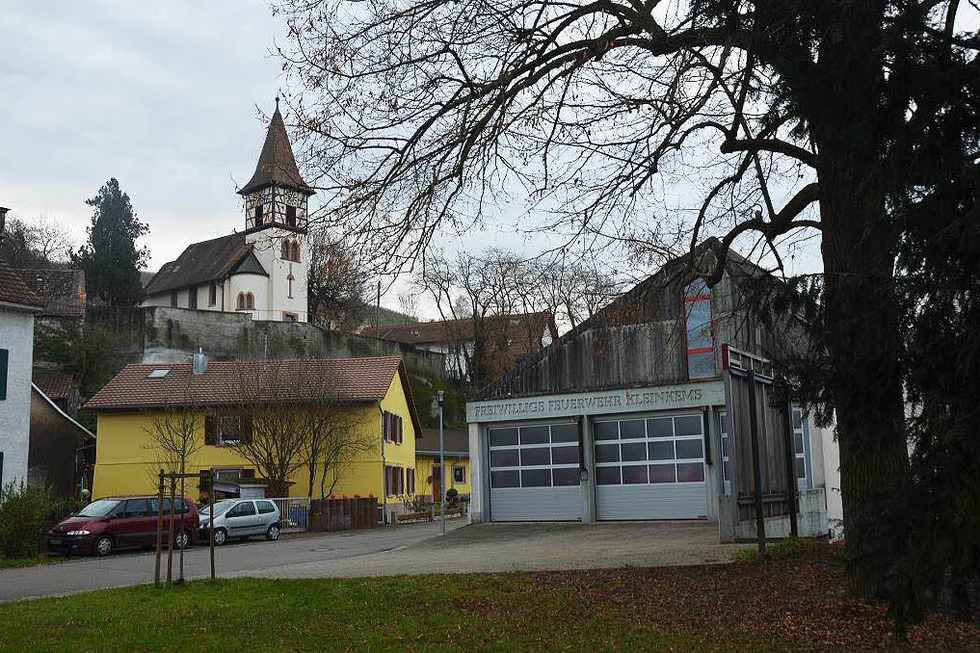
[810,2,910,601]
[819,165,910,597]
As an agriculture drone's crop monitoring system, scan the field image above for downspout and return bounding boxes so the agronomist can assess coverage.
[379,404,387,524]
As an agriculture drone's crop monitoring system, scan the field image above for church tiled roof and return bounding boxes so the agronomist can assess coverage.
[238,105,314,196]
[144,233,268,296]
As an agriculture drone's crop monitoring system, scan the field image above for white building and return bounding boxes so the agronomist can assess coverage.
[142,101,313,322]
[0,211,43,487]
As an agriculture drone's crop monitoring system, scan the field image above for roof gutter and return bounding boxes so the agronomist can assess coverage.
[0,299,43,313]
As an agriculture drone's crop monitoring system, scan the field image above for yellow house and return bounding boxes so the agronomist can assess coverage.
[415,428,470,501]
[86,355,421,518]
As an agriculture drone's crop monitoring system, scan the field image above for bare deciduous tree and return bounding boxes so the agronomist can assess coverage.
[301,403,376,499]
[275,0,980,610]
[229,360,379,498]
[306,224,370,330]
[0,215,74,268]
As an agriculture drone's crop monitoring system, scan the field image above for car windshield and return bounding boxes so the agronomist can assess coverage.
[200,500,235,517]
[76,499,122,518]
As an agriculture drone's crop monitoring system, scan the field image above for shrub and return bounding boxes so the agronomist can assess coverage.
[0,482,55,559]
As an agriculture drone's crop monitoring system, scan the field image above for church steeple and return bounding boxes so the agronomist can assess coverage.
[239,100,314,233]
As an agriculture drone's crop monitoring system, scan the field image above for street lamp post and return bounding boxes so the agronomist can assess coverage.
[438,390,445,535]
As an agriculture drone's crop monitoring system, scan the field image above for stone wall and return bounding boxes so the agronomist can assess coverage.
[88,306,446,379]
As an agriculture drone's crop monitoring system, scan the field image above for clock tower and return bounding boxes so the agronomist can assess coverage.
[237,99,315,322]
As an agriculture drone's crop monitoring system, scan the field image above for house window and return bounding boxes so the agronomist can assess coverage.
[236,292,246,310]
[170,291,178,308]
[286,205,297,228]
[384,465,404,496]
[282,311,298,323]
[383,411,403,444]
[684,279,714,380]
[188,288,198,309]
[246,292,255,310]
[254,204,263,226]
[218,416,241,445]
[407,468,415,495]
[208,282,217,307]
[453,465,465,484]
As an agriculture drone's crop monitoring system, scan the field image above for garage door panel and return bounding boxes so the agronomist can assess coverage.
[490,487,581,521]
[489,421,582,521]
[597,484,708,520]
[595,413,708,521]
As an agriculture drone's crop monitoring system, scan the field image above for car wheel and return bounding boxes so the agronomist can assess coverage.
[266,523,281,541]
[173,530,190,549]
[213,528,227,546]
[93,535,113,557]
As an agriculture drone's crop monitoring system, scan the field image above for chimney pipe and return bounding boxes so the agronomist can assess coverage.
[192,348,208,375]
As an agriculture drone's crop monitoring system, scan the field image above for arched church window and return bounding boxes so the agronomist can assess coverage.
[246,292,255,310]
[291,241,301,262]
[281,239,291,260]
[236,292,246,310]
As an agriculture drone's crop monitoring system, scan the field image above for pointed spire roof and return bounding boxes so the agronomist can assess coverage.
[238,100,314,196]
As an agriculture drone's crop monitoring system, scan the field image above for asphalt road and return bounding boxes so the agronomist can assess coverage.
[0,520,465,603]
[2,520,744,603]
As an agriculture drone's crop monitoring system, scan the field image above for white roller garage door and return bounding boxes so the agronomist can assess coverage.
[594,413,708,520]
[488,422,581,521]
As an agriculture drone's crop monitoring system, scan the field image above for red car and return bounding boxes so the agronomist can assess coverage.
[47,496,199,557]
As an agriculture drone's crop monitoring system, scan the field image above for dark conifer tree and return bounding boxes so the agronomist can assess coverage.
[72,178,149,306]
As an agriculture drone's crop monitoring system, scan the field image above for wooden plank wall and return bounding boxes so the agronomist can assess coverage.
[728,372,793,518]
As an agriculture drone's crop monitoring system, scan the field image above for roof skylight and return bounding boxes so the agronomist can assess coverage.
[147,369,171,379]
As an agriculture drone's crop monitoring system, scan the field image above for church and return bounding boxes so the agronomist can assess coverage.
[142,101,313,322]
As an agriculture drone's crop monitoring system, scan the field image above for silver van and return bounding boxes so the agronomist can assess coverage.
[198,499,281,545]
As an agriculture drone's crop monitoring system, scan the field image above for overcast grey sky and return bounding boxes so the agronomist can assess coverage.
[2,0,827,318]
[1,1,286,269]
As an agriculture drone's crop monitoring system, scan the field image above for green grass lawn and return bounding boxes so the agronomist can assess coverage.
[0,575,781,652]
[0,544,976,651]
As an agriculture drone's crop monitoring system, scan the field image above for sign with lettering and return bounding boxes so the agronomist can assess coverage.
[466,381,726,423]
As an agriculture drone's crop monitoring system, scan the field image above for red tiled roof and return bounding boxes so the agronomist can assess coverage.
[33,371,75,400]
[85,356,405,411]
[18,268,86,318]
[0,260,42,309]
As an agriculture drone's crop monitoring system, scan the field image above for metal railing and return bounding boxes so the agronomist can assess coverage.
[268,497,312,533]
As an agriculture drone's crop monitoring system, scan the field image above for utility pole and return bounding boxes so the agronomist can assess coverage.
[438,390,445,535]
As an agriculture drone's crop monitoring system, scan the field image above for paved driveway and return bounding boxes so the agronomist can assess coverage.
[245,520,748,580]
[1,520,746,602]
[0,520,465,603]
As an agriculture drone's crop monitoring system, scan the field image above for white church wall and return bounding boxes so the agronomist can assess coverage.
[246,227,308,322]
[227,273,270,319]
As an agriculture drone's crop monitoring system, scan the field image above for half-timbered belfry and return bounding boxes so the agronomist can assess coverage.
[142,100,314,322]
